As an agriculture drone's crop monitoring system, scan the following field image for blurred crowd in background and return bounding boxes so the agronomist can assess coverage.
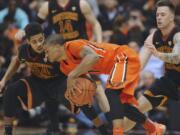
[0,0,180,133]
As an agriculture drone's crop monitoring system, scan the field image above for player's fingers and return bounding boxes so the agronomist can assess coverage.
[71,88,76,96]
[73,85,82,94]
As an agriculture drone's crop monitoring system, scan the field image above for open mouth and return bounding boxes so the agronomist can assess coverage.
[157,22,162,25]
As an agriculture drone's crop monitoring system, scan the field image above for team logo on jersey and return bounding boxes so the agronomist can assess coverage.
[168,41,172,46]
[155,42,159,45]
[72,6,76,11]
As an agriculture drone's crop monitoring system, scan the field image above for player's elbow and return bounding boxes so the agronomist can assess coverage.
[86,54,100,65]
[92,53,100,62]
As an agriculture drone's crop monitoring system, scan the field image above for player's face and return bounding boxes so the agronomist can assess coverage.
[27,33,45,54]
[44,45,64,62]
[156,6,174,29]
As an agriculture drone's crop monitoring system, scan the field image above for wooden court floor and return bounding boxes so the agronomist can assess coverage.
[0,127,180,135]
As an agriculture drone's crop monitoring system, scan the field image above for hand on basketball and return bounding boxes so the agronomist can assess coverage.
[144,42,159,57]
[67,76,81,96]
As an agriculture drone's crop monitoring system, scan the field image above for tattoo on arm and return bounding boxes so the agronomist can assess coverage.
[158,33,180,64]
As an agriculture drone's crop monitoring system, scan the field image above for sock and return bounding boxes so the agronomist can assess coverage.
[143,119,156,133]
[113,127,123,135]
[4,125,13,135]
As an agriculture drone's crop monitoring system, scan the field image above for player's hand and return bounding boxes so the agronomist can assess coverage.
[0,80,6,95]
[15,29,26,41]
[144,42,159,57]
[67,77,81,96]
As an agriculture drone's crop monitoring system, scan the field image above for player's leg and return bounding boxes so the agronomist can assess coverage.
[123,77,172,133]
[89,75,110,113]
[44,100,60,132]
[80,104,110,135]
[123,102,166,135]
[3,80,31,135]
[123,95,153,132]
[42,77,67,135]
[106,51,165,134]
[95,81,110,113]
[105,90,124,135]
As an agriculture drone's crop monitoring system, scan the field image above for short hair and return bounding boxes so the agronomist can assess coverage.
[112,15,128,32]
[156,0,176,13]
[24,22,43,39]
[45,34,65,46]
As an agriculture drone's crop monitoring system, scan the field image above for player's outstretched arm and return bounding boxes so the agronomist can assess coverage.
[0,56,20,93]
[140,34,153,70]
[80,0,102,43]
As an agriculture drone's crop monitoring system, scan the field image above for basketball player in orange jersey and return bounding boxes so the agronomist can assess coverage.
[43,35,163,135]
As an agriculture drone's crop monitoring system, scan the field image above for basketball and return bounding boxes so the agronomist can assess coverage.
[65,76,97,107]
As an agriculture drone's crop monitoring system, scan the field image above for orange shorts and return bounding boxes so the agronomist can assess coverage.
[106,47,140,105]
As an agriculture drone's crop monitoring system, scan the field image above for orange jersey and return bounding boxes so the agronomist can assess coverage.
[60,39,138,75]
[61,39,140,104]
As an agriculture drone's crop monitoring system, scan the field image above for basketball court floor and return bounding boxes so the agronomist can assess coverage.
[0,127,180,135]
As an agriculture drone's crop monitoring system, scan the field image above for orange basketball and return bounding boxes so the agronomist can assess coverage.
[75,77,96,95]
[65,76,96,107]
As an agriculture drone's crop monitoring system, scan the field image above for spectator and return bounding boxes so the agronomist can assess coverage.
[0,0,29,29]
[0,23,14,69]
[170,0,180,25]
[3,13,22,52]
[98,0,120,30]
[110,15,129,45]
[128,8,147,45]
[16,0,32,21]
[29,0,46,20]
[98,0,120,42]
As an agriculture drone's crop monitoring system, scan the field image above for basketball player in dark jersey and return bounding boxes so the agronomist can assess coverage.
[122,0,180,133]
[0,23,66,135]
[16,0,109,111]
[14,1,109,134]
[16,0,102,43]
